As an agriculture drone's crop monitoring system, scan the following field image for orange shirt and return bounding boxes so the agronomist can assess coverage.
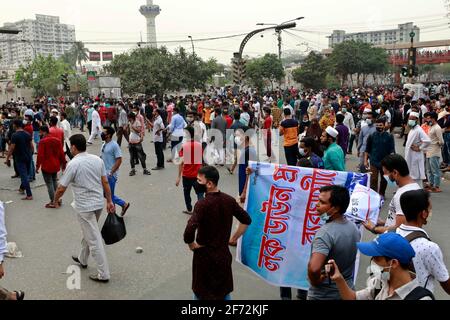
[204,108,212,124]
[280,118,299,147]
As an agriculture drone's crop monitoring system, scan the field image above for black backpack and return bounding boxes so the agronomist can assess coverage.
[404,286,435,300]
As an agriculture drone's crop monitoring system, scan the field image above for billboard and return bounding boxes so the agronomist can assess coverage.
[102,52,113,61]
[89,52,101,61]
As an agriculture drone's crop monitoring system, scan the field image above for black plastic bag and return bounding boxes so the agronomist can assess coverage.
[101,213,126,245]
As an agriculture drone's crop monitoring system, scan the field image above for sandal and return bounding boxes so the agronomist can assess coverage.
[46,203,57,209]
[14,290,25,300]
[227,168,234,175]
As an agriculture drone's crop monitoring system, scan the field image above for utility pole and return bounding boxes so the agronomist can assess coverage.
[188,35,195,56]
[257,17,304,61]
[277,30,282,60]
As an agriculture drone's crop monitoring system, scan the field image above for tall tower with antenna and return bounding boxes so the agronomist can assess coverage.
[139,0,161,48]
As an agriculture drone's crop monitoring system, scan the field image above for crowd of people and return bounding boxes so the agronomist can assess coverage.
[0,81,450,300]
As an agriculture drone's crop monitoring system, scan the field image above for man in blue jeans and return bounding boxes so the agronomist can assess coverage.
[100,126,130,217]
[5,120,34,200]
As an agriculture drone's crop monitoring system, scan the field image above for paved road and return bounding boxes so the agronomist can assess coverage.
[1,130,449,300]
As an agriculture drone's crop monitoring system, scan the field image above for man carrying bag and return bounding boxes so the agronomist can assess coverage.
[52,134,115,283]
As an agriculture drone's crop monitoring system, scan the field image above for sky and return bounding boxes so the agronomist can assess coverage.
[2,0,450,64]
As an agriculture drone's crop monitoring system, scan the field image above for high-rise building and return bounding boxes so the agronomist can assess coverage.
[328,22,420,48]
[0,14,76,68]
[139,0,161,48]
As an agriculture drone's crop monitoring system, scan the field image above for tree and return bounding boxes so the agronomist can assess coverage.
[292,51,327,90]
[246,54,285,91]
[71,41,89,71]
[14,55,73,96]
[328,40,389,87]
[105,46,218,96]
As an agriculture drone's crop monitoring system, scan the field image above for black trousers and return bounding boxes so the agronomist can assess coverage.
[129,143,147,170]
[182,177,204,212]
[284,145,300,166]
[154,141,164,168]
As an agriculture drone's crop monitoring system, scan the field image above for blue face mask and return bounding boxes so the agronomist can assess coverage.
[383,175,397,188]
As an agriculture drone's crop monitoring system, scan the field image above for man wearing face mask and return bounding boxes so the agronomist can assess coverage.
[307,185,360,300]
[320,127,345,172]
[183,166,252,300]
[424,112,444,193]
[100,127,130,217]
[364,154,421,234]
[405,112,431,187]
[299,137,324,169]
[364,118,395,199]
[175,126,204,215]
[327,232,434,300]
[36,125,66,208]
[357,111,376,173]
[397,190,450,295]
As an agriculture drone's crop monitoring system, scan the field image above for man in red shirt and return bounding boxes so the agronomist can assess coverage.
[175,126,204,215]
[48,116,64,148]
[99,104,108,126]
[223,106,233,129]
[36,125,66,208]
[23,115,34,137]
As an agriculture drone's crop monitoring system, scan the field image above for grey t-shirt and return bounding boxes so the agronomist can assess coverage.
[308,218,360,300]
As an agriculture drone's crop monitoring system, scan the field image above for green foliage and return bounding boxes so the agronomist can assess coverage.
[105,46,219,96]
[14,55,73,96]
[328,40,389,86]
[246,53,285,90]
[292,51,327,90]
[60,41,89,71]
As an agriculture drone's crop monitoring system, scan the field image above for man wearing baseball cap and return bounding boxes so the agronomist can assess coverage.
[327,233,435,300]
[320,126,345,171]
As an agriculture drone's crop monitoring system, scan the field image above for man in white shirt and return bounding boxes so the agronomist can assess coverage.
[337,106,355,133]
[363,154,421,234]
[405,112,431,187]
[0,202,25,300]
[397,190,450,295]
[150,108,165,170]
[59,112,73,159]
[53,134,115,283]
[87,104,102,145]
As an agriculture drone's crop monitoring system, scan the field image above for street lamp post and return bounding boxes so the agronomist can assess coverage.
[256,17,304,60]
[21,39,36,60]
[188,35,195,56]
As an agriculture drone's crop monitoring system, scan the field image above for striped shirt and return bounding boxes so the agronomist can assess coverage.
[59,152,107,213]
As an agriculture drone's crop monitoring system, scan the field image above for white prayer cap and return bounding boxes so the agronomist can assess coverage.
[326,126,339,138]
[363,108,372,113]
[410,112,420,118]
[51,109,59,114]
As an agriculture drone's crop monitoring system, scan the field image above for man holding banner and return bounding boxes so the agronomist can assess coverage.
[237,161,373,299]
[307,185,360,300]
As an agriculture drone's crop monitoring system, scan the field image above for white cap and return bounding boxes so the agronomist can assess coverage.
[410,112,420,118]
[363,108,372,113]
[51,109,59,114]
[326,126,339,138]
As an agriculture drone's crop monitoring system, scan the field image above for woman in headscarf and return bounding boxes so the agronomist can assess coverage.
[306,118,323,144]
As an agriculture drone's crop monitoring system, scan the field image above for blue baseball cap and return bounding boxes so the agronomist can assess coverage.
[357,233,416,265]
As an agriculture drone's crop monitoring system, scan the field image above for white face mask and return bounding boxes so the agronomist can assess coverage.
[368,260,392,288]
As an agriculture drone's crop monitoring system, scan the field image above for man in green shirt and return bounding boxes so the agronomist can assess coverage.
[321,126,345,172]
